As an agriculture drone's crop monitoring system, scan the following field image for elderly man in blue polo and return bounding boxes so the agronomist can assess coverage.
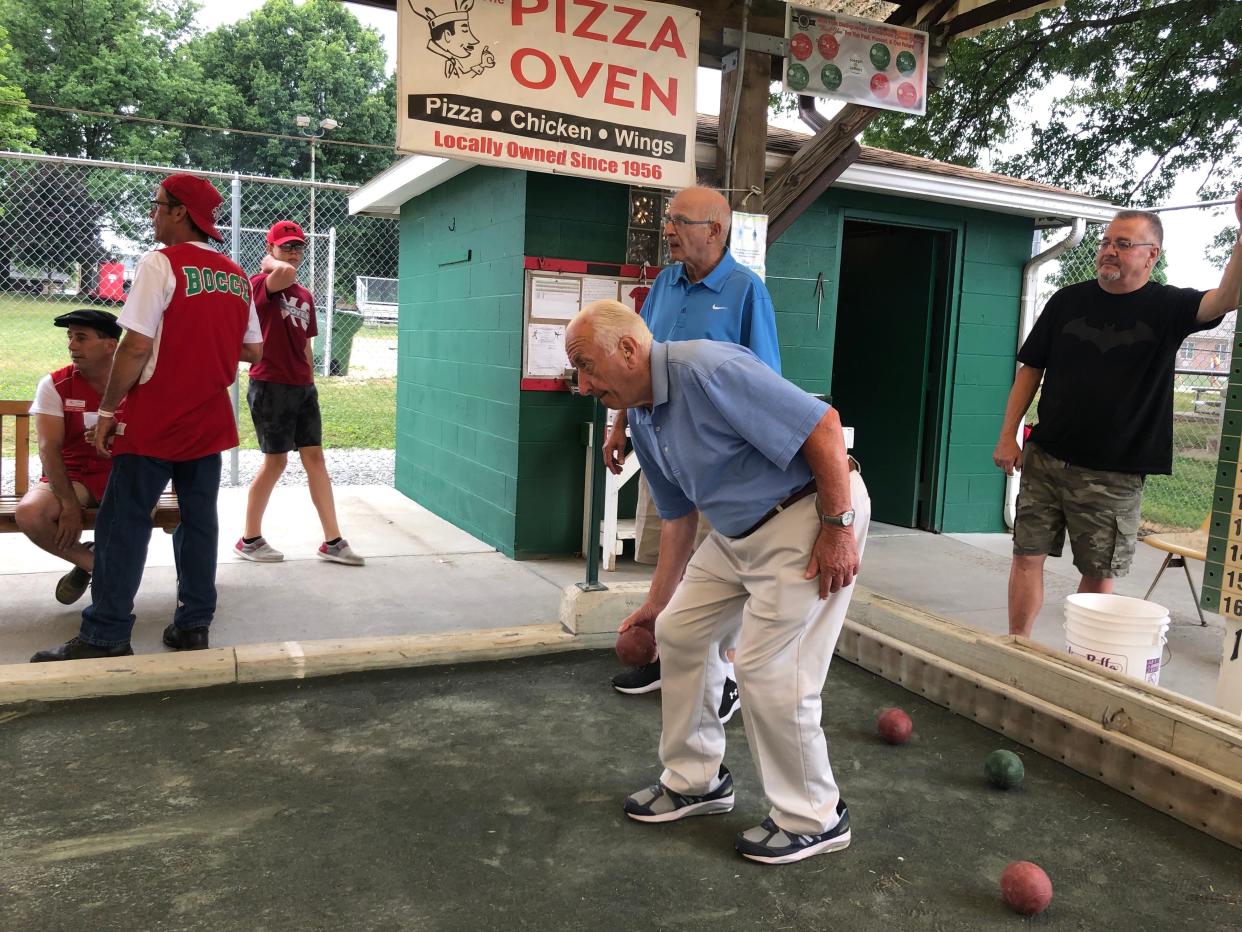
[565,299,870,865]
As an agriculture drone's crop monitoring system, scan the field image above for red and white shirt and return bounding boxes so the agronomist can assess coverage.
[248,273,317,385]
[114,241,262,460]
[30,365,125,501]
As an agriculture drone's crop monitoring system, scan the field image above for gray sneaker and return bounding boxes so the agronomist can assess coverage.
[318,539,365,565]
[734,799,851,865]
[234,536,284,563]
[623,764,735,823]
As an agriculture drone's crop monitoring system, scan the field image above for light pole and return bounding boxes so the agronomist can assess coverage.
[294,115,338,309]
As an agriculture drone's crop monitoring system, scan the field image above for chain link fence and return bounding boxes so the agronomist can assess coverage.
[1032,220,1235,532]
[0,151,397,487]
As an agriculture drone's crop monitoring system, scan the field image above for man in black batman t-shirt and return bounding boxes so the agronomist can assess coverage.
[994,195,1242,637]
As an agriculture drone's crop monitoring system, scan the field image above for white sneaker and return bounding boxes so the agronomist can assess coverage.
[234,536,284,562]
[318,539,365,565]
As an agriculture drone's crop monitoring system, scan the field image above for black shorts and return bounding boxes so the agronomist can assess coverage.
[247,379,322,454]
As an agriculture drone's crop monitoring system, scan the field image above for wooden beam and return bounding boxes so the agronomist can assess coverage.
[766,140,859,243]
[847,589,1242,781]
[836,612,1242,850]
[762,104,876,234]
[0,650,237,704]
[716,48,773,208]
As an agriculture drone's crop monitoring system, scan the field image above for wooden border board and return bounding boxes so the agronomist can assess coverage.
[840,588,1242,849]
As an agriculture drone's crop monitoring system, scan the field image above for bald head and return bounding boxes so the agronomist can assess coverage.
[665,186,732,281]
[673,186,732,238]
[564,300,654,409]
[567,300,652,354]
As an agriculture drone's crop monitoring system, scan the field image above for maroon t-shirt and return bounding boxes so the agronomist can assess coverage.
[248,272,317,385]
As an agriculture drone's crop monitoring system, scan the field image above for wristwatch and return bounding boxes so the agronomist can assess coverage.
[819,509,855,528]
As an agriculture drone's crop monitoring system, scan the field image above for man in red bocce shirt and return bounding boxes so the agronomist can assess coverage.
[16,309,123,605]
[32,174,263,662]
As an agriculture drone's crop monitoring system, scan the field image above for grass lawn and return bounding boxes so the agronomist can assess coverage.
[1,293,394,455]
[1142,455,1214,531]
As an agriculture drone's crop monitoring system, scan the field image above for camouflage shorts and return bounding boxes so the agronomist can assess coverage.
[1012,443,1145,578]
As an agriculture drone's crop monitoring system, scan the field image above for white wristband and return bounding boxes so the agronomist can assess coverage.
[96,409,115,419]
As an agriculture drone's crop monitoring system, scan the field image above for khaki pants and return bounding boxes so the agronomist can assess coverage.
[634,474,713,564]
[654,470,871,835]
[35,478,97,507]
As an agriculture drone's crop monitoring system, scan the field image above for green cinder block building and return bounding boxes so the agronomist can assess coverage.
[351,119,1112,558]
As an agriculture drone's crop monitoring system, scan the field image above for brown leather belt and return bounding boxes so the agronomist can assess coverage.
[732,480,817,539]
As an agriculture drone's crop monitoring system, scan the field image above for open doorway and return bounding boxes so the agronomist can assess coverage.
[831,219,956,530]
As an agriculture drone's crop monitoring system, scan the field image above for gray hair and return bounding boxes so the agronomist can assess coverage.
[1113,209,1163,246]
[575,299,652,353]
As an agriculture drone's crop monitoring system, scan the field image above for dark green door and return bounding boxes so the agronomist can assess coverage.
[831,221,947,527]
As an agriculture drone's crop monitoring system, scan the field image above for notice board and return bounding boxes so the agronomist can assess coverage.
[520,258,655,390]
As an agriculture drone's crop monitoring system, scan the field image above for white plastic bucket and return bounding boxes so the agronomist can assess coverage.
[1063,593,1170,685]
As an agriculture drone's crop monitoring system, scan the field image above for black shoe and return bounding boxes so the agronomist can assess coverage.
[55,542,93,605]
[162,624,209,651]
[30,637,133,663]
[719,677,741,724]
[611,659,662,695]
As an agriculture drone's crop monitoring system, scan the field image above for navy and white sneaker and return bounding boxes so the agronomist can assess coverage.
[718,677,741,724]
[623,764,735,823]
[734,799,851,864]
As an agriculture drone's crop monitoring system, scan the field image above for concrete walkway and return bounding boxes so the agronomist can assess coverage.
[0,486,1231,708]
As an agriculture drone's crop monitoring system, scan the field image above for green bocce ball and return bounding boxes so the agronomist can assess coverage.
[896,50,917,75]
[821,63,843,91]
[984,749,1025,789]
[870,43,891,70]
[787,63,809,91]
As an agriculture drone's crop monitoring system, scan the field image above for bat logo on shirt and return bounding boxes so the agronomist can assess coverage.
[1063,318,1155,353]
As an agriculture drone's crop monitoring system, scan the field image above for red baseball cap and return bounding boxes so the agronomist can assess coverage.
[160,174,224,242]
[266,221,306,246]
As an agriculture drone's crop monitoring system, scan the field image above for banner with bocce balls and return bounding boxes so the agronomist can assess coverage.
[398,0,700,189]
[783,5,928,116]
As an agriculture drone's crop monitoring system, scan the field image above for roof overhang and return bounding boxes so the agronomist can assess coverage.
[351,145,1115,227]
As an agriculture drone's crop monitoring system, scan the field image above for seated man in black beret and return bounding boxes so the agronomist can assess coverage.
[15,309,123,604]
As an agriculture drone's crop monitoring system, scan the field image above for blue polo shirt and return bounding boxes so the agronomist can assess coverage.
[629,341,828,537]
[641,251,781,373]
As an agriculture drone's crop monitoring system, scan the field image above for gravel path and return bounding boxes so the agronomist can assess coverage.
[2,449,394,495]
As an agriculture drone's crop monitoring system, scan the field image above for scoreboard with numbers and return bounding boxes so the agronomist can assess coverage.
[1201,364,1242,713]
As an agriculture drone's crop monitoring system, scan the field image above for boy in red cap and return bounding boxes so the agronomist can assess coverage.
[234,220,364,567]
[32,173,264,661]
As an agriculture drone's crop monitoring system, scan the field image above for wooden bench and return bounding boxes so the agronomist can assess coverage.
[0,400,180,534]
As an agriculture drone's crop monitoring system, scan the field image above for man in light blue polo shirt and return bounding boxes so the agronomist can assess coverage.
[566,300,870,865]
[604,185,780,704]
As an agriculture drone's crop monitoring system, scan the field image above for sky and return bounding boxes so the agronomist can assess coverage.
[194,1,1231,291]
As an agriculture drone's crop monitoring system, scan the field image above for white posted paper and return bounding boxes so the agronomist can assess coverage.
[530,277,582,321]
[527,324,568,377]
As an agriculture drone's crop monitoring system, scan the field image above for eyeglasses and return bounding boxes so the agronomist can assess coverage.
[149,199,173,211]
[276,242,306,252]
[1098,238,1155,252]
[663,214,714,228]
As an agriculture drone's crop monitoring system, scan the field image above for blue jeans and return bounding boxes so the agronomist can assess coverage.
[80,453,222,647]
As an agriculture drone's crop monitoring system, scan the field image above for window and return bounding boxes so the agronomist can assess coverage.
[626,188,670,268]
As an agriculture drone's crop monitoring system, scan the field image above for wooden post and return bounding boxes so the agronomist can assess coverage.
[716,48,771,209]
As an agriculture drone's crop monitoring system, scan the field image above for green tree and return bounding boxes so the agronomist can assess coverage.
[0,25,36,152]
[0,0,233,163]
[0,162,105,289]
[863,1,1240,210]
[184,0,395,184]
